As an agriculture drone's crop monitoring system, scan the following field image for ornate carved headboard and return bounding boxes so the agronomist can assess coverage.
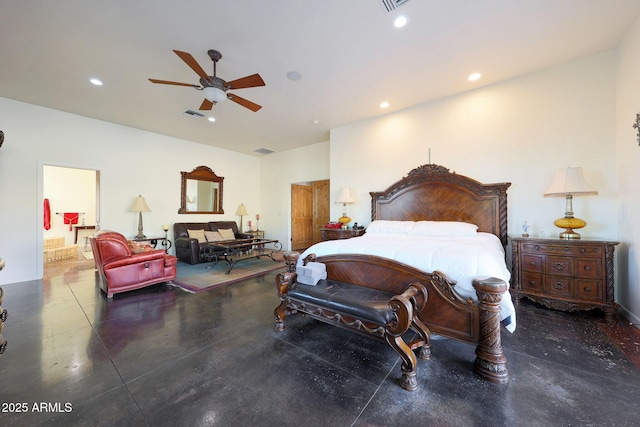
[370,164,511,247]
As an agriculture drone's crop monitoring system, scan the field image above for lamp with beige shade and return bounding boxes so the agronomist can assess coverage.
[544,167,598,240]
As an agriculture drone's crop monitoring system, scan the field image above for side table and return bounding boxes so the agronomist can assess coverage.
[321,227,365,241]
[245,230,265,239]
[510,237,619,322]
[133,236,172,254]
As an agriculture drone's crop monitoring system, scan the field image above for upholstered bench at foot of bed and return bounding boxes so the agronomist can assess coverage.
[275,276,431,391]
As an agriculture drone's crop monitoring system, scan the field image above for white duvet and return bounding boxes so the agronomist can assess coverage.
[298,223,516,332]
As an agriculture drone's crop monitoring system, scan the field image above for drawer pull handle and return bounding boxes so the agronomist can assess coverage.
[552,262,566,271]
[584,287,592,292]
[564,247,570,252]
[529,261,537,266]
[584,266,592,271]
[534,245,540,251]
[579,248,586,253]
[528,280,536,285]
[553,282,565,290]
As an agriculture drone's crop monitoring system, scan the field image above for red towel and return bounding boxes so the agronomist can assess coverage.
[63,212,79,231]
[44,199,51,230]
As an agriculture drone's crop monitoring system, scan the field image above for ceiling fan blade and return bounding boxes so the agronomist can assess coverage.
[149,78,198,88]
[173,50,211,82]
[199,99,214,110]
[227,93,262,112]
[226,74,265,89]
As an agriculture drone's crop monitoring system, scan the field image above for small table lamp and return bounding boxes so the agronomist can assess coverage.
[130,195,151,239]
[544,167,598,240]
[335,187,355,227]
[236,203,248,232]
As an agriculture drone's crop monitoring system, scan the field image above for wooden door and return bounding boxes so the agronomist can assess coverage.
[312,180,330,244]
[291,184,313,251]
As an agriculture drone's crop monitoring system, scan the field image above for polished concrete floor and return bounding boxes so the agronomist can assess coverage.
[1,258,639,426]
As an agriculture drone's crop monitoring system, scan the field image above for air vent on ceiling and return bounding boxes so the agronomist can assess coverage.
[254,148,274,155]
[378,0,409,13]
[183,109,205,118]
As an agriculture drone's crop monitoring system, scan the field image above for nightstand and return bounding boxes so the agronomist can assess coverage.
[510,237,619,322]
[245,230,265,239]
[321,228,365,241]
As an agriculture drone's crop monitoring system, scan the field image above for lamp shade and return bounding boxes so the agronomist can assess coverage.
[235,203,248,216]
[130,195,151,213]
[335,187,355,204]
[544,167,598,197]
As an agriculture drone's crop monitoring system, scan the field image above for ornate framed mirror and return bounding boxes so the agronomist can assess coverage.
[178,166,224,214]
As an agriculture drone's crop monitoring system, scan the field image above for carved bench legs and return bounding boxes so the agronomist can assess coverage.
[385,282,431,391]
[275,265,431,391]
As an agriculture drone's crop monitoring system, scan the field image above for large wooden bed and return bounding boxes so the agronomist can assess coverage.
[276,164,512,384]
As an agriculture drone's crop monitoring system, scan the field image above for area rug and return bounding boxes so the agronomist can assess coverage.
[173,256,286,293]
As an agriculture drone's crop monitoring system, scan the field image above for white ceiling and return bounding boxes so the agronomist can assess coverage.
[2,1,639,156]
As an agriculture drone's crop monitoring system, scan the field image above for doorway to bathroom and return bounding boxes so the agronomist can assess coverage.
[42,165,100,265]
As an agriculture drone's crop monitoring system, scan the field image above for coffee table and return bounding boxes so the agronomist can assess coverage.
[203,238,283,274]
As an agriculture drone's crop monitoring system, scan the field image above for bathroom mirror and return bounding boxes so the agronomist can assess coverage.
[178,166,224,214]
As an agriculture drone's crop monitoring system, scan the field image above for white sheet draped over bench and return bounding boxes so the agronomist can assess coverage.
[298,220,516,333]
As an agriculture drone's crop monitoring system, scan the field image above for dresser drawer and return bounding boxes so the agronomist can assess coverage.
[546,256,573,277]
[521,272,543,292]
[521,243,602,257]
[522,254,543,273]
[544,276,573,298]
[575,259,602,279]
[576,279,602,302]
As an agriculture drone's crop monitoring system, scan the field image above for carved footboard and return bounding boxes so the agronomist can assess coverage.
[277,252,508,384]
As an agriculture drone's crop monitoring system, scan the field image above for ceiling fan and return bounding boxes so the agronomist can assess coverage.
[149,49,265,112]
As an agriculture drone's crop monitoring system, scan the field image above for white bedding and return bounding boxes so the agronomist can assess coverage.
[298,222,516,332]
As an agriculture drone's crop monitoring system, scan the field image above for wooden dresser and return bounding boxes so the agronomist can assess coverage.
[321,228,365,241]
[510,237,619,322]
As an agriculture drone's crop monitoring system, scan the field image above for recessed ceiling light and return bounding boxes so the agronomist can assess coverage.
[393,15,409,28]
[380,101,390,109]
[208,117,216,122]
[468,73,482,81]
[89,78,103,86]
[312,119,320,125]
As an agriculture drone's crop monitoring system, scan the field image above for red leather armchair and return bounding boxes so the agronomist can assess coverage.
[90,231,177,299]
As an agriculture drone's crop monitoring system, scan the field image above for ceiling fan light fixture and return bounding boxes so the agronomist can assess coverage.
[203,86,227,103]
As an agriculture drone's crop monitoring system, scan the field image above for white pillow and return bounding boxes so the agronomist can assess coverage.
[218,228,236,240]
[187,229,207,243]
[366,220,415,234]
[410,221,478,237]
[204,230,224,242]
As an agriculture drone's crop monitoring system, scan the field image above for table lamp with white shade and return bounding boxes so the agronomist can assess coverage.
[130,195,151,239]
[236,203,248,232]
[544,167,598,240]
[335,187,355,228]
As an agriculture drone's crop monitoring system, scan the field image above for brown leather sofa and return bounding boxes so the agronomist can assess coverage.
[174,221,252,264]
[90,231,177,299]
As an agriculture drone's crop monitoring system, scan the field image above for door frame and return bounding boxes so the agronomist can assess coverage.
[37,161,101,277]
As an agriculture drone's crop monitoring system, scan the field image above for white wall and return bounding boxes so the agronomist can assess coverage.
[259,141,330,250]
[0,98,260,285]
[330,52,617,241]
[616,15,640,324]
